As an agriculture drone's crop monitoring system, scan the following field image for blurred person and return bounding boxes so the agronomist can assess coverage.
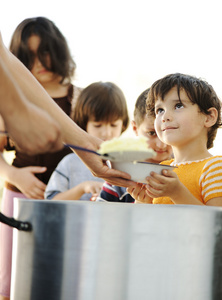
[0,16,82,197]
[0,16,82,300]
[45,81,129,201]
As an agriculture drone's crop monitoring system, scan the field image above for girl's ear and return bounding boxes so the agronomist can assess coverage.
[131,120,139,136]
[205,107,218,128]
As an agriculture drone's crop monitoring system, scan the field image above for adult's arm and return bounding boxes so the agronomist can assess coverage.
[0,49,63,154]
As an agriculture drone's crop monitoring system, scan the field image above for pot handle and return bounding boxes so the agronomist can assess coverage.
[0,212,32,231]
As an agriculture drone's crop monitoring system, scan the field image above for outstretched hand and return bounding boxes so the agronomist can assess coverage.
[86,154,134,188]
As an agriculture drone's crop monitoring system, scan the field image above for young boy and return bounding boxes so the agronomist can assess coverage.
[96,88,173,202]
[45,81,130,201]
[127,73,222,206]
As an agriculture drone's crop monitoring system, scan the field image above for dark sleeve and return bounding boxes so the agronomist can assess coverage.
[98,182,135,203]
[98,182,121,202]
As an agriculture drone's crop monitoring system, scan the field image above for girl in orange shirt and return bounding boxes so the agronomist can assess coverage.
[127,73,222,206]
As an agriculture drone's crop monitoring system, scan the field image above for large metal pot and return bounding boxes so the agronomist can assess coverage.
[5,198,222,299]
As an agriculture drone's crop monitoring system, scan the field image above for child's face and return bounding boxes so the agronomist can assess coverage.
[132,116,173,163]
[28,35,58,84]
[86,119,123,141]
[154,87,208,149]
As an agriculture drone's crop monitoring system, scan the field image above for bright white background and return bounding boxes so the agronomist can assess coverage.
[1,0,222,154]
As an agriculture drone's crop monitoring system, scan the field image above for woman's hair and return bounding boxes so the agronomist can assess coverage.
[133,88,150,126]
[73,81,129,133]
[147,73,222,149]
[9,17,76,83]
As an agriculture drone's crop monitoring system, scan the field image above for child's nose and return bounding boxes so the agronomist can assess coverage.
[34,56,42,66]
[162,110,172,122]
[102,126,113,140]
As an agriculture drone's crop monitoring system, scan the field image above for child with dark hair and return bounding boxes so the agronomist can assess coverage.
[73,81,129,133]
[97,88,172,203]
[45,81,129,201]
[0,17,82,300]
[127,73,222,206]
[0,16,82,199]
[9,16,76,84]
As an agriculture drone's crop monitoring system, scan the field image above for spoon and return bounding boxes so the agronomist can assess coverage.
[65,143,155,162]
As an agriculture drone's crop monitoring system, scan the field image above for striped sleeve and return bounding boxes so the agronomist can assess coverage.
[199,156,222,203]
[98,182,121,202]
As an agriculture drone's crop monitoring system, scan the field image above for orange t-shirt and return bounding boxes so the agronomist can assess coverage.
[153,156,222,205]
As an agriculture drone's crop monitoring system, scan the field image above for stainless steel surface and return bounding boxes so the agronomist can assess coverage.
[11,198,222,300]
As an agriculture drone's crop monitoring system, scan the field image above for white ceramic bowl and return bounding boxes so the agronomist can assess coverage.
[112,161,175,183]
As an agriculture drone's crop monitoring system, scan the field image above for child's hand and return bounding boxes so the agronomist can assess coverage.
[83,181,103,196]
[127,183,153,204]
[12,166,47,198]
[90,193,99,201]
[145,169,180,199]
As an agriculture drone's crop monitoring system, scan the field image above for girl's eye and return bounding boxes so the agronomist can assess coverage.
[155,108,164,115]
[175,102,184,109]
[93,123,101,128]
[111,124,118,127]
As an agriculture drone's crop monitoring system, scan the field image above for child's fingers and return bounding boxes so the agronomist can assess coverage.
[136,186,146,202]
[146,185,162,198]
[147,178,163,190]
[127,183,142,193]
[129,187,141,200]
[147,169,175,184]
[162,169,176,177]
[126,186,135,194]
[127,183,144,200]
